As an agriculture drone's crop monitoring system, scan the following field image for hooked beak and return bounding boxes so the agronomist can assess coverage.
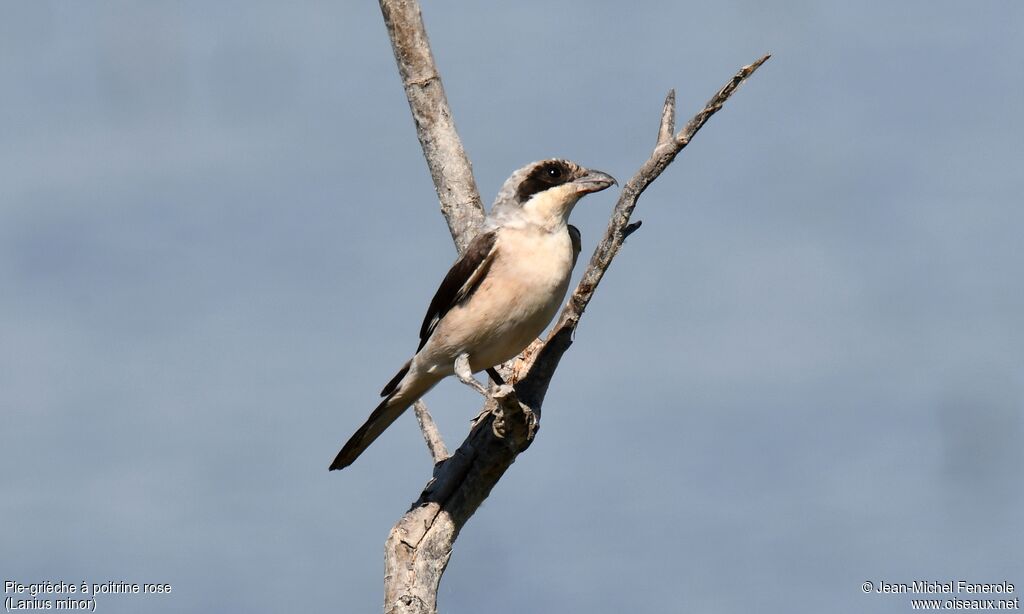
[573,169,617,194]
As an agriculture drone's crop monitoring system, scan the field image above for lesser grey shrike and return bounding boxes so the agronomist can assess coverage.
[330,159,615,470]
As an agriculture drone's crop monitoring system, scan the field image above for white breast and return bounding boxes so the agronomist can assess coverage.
[419,225,575,373]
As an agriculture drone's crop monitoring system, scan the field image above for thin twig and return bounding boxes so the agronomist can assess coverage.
[656,89,676,148]
[413,400,449,463]
[555,54,771,334]
[676,55,771,147]
[622,220,643,240]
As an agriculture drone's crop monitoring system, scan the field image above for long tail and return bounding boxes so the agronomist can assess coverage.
[329,363,439,471]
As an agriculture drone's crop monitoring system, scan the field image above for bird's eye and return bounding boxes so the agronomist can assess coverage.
[546,166,562,179]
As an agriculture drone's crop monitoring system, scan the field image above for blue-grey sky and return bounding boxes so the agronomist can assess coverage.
[2,2,1021,613]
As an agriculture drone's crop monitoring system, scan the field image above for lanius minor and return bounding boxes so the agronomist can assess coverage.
[329,159,616,470]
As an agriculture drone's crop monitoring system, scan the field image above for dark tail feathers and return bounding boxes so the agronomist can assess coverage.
[329,393,406,470]
[329,362,438,471]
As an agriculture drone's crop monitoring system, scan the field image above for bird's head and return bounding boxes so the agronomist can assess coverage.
[489,159,616,230]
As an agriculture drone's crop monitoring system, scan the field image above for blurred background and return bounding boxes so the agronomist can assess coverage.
[2,2,1021,612]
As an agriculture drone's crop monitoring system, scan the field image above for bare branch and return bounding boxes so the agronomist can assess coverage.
[378,0,485,253]
[413,400,449,463]
[554,54,771,334]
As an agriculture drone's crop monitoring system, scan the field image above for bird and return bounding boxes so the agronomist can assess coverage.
[329,159,616,470]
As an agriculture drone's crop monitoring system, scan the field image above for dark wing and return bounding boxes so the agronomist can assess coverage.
[568,224,582,268]
[417,230,498,351]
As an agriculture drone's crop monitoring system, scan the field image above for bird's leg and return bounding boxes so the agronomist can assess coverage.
[476,367,508,428]
[485,367,506,386]
[454,353,490,398]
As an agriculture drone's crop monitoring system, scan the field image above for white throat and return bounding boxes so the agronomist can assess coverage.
[518,184,580,232]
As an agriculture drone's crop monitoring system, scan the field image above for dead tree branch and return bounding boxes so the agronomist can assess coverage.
[553,54,772,337]
[373,3,768,613]
[413,400,449,464]
[379,0,485,254]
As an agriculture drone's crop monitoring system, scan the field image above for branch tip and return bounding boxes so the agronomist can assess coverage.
[673,53,770,146]
[623,220,643,240]
[413,400,450,463]
[748,53,772,72]
[657,89,676,146]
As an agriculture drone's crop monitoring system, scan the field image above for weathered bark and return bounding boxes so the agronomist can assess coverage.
[374,2,769,613]
[412,400,449,463]
[378,0,484,254]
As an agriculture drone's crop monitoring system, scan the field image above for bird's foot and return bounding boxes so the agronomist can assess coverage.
[491,384,537,443]
[492,403,537,442]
